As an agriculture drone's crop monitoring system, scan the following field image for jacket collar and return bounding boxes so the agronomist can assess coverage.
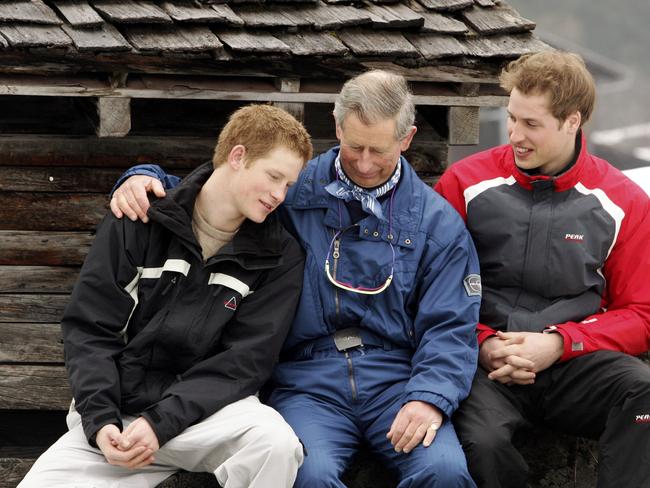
[148,162,285,267]
[287,147,423,238]
[504,131,589,191]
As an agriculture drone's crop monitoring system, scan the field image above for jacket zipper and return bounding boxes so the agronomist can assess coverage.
[344,351,358,401]
[333,237,341,319]
[334,234,357,401]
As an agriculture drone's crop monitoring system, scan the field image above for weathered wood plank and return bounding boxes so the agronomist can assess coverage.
[448,106,480,145]
[415,0,473,11]
[461,33,549,58]
[366,4,424,29]
[209,5,244,26]
[96,97,132,137]
[284,1,371,31]
[236,5,311,28]
[461,5,535,35]
[0,25,72,48]
[0,267,78,293]
[215,30,290,54]
[406,2,469,33]
[337,29,418,57]
[123,25,224,52]
[91,0,173,24]
[405,32,466,59]
[0,294,69,323]
[51,0,105,27]
[319,2,372,29]
[161,1,232,23]
[0,0,62,24]
[277,31,348,56]
[0,34,7,49]
[473,0,495,6]
[0,323,64,363]
[0,166,124,192]
[0,192,106,231]
[420,11,469,33]
[0,134,214,168]
[0,365,71,410]
[0,231,94,266]
[361,60,502,84]
[61,22,131,51]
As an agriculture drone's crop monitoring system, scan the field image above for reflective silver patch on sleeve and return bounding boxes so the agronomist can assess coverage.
[463,274,482,297]
[572,342,584,352]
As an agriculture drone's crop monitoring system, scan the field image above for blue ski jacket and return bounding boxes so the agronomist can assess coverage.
[117,147,481,417]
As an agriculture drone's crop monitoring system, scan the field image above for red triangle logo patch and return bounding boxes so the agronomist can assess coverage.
[224,296,237,311]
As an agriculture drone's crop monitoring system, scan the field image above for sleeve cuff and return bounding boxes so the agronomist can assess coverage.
[403,391,454,418]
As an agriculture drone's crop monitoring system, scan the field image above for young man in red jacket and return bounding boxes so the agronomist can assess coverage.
[436,51,650,488]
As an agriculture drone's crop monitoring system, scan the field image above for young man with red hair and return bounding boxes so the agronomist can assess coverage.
[19,105,312,488]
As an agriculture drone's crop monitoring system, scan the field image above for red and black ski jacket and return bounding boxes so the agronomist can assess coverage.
[435,133,650,361]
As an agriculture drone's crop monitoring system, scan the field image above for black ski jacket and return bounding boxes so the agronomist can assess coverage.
[62,163,304,446]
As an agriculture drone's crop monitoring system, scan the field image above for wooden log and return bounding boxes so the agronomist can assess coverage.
[448,106,480,145]
[96,97,132,137]
[0,192,106,231]
[0,72,507,106]
[0,231,93,266]
[0,323,63,363]
[0,134,211,168]
[0,166,124,192]
[0,365,71,410]
[0,294,69,323]
[0,266,78,293]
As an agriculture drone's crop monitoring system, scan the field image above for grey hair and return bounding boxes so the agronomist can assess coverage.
[333,70,415,140]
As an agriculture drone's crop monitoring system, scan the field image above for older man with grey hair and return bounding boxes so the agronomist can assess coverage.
[110,70,480,487]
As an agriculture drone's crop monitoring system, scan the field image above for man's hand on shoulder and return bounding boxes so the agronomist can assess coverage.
[96,423,154,469]
[110,175,166,223]
[387,400,444,454]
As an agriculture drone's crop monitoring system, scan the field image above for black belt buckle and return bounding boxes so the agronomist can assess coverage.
[334,327,363,351]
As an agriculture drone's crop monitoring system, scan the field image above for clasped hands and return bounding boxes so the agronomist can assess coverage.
[480,330,564,385]
[96,417,159,470]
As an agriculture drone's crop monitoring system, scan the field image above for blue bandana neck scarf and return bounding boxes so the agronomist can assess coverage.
[324,155,401,222]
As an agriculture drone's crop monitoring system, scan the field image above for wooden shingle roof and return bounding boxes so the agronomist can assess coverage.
[0,0,548,83]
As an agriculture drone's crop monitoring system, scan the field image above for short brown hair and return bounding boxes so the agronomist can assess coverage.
[499,51,596,127]
[213,104,313,168]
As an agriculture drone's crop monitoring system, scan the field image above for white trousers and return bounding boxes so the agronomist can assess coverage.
[18,395,303,488]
